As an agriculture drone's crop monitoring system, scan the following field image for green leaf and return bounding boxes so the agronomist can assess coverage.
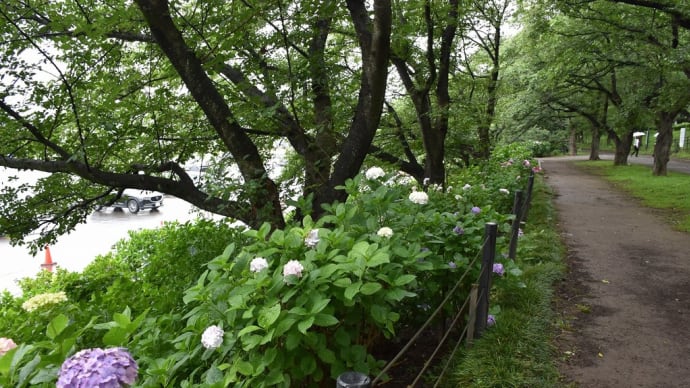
[103,327,128,346]
[46,314,69,340]
[367,251,389,267]
[113,310,132,327]
[333,278,351,287]
[265,369,285,385]
[18,354,40,386]
[344,281,361,300]
[29,365,59,384]
[394,274,416,286]
[238,325,262,337]
[309,297,331,314]
[299,354,317,376]
[274,317,297,337]
[370,304,389,324]
[384,288,416,302]
[313,313,339,327]
[286,331,301,350]
[360,282,382,295]
[297,316,315,334]
[235,360,254,376]
[317,347,336,364]
[205,365,223,385]
[242,334,263,351]
[258,303,281,329]
[350,241,369,258]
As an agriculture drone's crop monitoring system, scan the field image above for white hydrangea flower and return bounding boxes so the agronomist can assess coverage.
[201,325,224,349]
[21,291,68,312]
[283,260,304,278]
[499,188,510,195]
[462,184,472,190]
[304,229,319,248]
[365,167,385,180]
[408,190,429,205]
[249,257,269,272]
[396,174,414,185]
[377,227,393,238]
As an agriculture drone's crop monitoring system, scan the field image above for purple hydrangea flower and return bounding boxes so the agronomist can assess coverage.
[448,261,457,269]
[487,315,496,327]
[453,225,464,235]
[492,263,505,276]
[471,206,481,214]
[57,347,138,388]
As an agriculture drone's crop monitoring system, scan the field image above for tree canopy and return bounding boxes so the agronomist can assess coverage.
[0,0,394,250]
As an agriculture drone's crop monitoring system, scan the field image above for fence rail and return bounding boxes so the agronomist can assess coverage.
[336,173,536,388]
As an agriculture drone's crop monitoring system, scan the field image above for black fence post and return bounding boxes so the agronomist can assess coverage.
[508,190,524,260]
[521,171,535,224]
[475,222,497,339]
[336,372,371,388]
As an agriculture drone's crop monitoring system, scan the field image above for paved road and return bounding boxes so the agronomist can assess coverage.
[539,156,690,387]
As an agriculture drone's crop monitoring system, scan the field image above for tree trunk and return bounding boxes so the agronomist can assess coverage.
[589,124,601,160]
[313,0,392,215]
[613,132,632,166]
[653,111,675,176]
[568,124,578,156]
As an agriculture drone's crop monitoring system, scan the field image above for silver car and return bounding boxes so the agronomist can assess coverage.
[96,189,164,213]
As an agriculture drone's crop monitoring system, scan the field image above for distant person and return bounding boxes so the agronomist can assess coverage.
[631,137,640,157]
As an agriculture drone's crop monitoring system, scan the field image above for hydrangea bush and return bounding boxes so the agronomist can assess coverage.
[140,166,516,387]
[0,145,533,387]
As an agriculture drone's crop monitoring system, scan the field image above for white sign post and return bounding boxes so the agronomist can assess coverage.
[680,127,686,149]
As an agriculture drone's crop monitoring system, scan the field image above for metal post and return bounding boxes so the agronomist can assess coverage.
[521,172,535,224]
[508,190,524,260]
[336,372,371,388]
[475,222,497,339]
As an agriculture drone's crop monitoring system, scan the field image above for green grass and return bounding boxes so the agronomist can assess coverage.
[446,180,565,387]
[577,161,690,232]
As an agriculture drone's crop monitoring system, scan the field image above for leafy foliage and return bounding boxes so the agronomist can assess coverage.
[0,131,535,386]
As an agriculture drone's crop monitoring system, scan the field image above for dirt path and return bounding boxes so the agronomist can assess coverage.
[539,156,690,388]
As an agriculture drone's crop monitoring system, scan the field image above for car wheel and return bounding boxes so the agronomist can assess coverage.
[94,205,103,211]
[127,199,140,214]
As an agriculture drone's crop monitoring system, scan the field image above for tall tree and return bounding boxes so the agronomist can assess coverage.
[0,0,391,250]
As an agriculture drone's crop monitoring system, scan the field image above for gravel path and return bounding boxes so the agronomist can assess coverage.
[539,156,690,388]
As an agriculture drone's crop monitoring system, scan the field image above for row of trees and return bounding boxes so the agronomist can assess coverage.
[501,0,690,172]
[1,0,688,250]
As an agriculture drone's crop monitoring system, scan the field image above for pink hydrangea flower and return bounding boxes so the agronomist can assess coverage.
[283,260,304,279]
[250,257,269,272]
[0,338,17,356]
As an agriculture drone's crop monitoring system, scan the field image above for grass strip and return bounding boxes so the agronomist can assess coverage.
[445,179,565,387]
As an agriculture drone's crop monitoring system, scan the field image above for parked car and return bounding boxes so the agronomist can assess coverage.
[95,189,164,214]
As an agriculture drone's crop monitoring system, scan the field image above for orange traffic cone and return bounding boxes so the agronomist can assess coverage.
[40,246,57,272]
